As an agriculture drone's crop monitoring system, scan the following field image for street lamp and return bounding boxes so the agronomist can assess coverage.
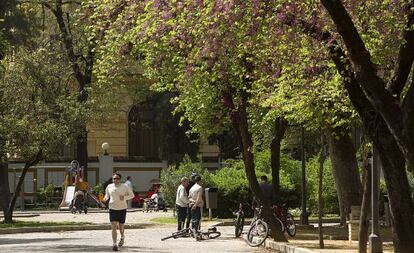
[369,147,382,253]
[102,142,110,155]
[300,126,309,225]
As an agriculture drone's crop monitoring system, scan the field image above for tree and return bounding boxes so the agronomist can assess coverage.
[274,1,414,250]
[41,0,96,179]
[88,0,364,241]
[0,47,85,222]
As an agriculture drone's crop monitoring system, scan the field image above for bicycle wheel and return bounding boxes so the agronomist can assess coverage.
[234,213,244,237]
[285,213,296,237]
[246,219,269,247]
[161,229,188,241]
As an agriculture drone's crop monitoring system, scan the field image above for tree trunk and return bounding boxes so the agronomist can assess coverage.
[235,102,287,242]
[7,151,43,220]
[318,133,328,249]
[358,145,371,253]
[374,136,414,253]
[76,127,88,181]
[7,163,30,219]
[327,127,362,226]
[0,162,11,223]
[291,12,414,252]
[270,118,287,203]
[45,1,92,181]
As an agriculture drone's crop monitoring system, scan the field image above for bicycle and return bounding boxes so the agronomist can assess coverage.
[233,202,245,238]
[161,226,221,241]
[246,205,269,247]
[272,204,296,237]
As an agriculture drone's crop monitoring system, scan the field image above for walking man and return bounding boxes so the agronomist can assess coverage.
[104,172,134,251]
[189,175,203,236]
[176,177,189,231]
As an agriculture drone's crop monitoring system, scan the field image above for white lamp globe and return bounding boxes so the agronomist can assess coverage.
[102,142,110,155]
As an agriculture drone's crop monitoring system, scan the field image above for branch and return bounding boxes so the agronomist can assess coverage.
[320,0,414,167]
[319,0,399,108]
[7,149,43,218]
[402,75,414,137]
[286,18,372,118]
[45,0,85,88]
[386,0,414,97]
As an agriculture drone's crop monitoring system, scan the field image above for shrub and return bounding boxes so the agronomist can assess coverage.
[306,156,339,215]
[211,160,251,217]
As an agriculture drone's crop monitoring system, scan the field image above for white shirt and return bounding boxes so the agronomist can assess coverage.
[150,193,159,204]
[105,183,134,210]
[124,180,133,190]
[176,184,189,207]
[189,183,203,207]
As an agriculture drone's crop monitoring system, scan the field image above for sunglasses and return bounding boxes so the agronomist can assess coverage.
[112,177,120,180]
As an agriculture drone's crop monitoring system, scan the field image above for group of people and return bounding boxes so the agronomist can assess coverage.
[175,173,204,233]
[102,171,272,251]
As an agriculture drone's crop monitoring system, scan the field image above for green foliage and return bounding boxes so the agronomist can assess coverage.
[0,47,85,161]
[211,160,250,217]
[407,171,414,201]
[306,156,339,215]
[92,183,104,196]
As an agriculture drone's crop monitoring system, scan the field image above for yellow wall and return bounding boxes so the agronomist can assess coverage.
[87,96,132,156]
[86,97,220,158]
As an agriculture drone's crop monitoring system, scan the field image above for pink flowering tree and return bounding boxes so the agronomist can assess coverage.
[87,0,414,248]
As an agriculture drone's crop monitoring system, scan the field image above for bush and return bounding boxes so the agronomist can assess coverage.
[306,156,339,215]
[160,152,304,218]
[92,183,104,196]
[211,160,251,217]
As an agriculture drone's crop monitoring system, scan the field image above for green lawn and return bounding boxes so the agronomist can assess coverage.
[150,216,220,224]
[0,220,92,229]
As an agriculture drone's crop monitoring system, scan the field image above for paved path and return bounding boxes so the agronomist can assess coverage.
[0,226,273,253]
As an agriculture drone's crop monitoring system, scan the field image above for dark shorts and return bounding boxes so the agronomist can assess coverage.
[109,209,127,224]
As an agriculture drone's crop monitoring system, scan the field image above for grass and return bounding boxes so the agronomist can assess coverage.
[0,220,92,229]
[150,217,177,224]
[150,216,220,224]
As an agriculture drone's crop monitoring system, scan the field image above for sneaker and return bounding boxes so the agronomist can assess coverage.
[112,245,118,251]
[118,238,124,247]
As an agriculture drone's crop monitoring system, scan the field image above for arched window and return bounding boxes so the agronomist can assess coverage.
[128,104,160,160]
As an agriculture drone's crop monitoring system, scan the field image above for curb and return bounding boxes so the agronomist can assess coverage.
[0,223,148,235]
[264,240,315,253]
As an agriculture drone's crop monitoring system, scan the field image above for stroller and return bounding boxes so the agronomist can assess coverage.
[143,193,167,212]
[70,190,88,214]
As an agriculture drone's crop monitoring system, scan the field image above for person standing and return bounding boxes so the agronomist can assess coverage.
[185,172,197,228]
[189,175,203,235]
[124,176,133,209]
[175,177,189,231]
[259,175,273,203]
[104,172,134,251]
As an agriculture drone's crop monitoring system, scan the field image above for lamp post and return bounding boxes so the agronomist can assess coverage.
[300,126,309,225]
[102,142,110,155]
[369,147,382,253]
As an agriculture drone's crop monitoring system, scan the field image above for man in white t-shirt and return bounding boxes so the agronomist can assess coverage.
[175,177,189,230]
[189,175,203,233]
[104,172,134,251]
